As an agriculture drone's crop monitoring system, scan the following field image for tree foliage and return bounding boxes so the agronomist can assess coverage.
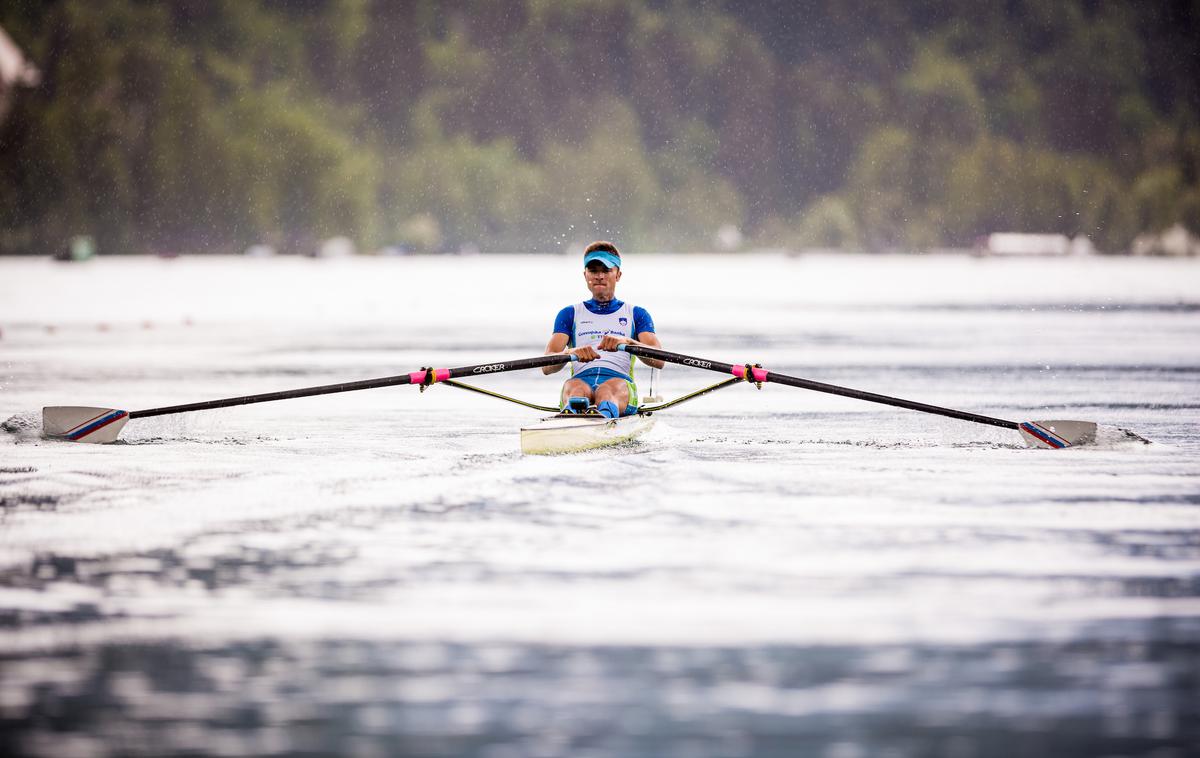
[1,0,1196,254]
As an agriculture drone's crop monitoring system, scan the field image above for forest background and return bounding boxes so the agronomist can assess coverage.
[1,0,1198,255]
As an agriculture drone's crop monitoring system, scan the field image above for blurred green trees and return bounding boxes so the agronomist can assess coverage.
[0,0,1196,254]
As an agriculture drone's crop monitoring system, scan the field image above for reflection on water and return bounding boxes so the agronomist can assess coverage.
[3,635,1197,758]
[0,513,1197,757]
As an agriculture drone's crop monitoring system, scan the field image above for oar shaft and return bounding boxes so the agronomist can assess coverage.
[129,375,412,419]
[764,373,1017,430]
[129,354,574,419]
[620,344,1018,430]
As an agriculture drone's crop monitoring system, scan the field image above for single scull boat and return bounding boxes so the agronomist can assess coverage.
[41,346,1147,451]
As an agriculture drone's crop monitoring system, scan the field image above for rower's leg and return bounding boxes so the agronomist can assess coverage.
[594,378,630,419]
[561,378,595,413]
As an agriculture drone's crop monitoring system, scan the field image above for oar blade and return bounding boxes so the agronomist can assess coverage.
[1018,420,1097,449]
[42,406,130,443]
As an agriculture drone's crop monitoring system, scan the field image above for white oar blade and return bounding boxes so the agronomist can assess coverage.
[42,406,129,443]
[1018,420,1097,449]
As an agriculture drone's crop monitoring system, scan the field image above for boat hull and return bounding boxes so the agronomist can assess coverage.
[520,413,655,455]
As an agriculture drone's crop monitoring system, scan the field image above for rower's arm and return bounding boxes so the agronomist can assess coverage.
[543,332,571,374]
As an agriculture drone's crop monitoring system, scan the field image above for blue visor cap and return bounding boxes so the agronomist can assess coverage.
[583,249,621,270]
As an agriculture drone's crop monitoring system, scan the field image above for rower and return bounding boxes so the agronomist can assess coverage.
[542,241,665,419]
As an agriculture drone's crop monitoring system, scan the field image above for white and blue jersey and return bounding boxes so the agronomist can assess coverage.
[554,300,654,415]
[553,299,655,383]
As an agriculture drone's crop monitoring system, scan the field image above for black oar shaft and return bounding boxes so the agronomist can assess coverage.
[129,354,573,419]
[621,344,1018,430]
[765,373,1017,430]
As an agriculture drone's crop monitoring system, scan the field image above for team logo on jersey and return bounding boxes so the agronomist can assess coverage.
[619,317,628,326]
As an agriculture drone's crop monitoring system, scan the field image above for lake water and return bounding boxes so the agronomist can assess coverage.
[2,252,1198,757]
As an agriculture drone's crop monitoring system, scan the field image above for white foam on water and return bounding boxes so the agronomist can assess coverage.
[1,411,42,442]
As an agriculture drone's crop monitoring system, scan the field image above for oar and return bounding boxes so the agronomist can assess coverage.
[619,344,1105,449]
[43,354,577,444]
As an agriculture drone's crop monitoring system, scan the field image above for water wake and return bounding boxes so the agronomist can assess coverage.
[1095,424,1154,448]
[2,411,42,443]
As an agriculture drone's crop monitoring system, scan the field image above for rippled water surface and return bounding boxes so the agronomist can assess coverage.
[2,253,1199,757]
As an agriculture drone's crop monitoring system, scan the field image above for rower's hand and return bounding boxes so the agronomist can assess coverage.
[597,335,632,351]
[569,346,600,361]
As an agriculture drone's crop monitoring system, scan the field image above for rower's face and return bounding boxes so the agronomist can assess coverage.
[584,263,621,299]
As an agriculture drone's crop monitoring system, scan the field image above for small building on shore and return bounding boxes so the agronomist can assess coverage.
[1130,224,1200,257]
[974,233,1095,257]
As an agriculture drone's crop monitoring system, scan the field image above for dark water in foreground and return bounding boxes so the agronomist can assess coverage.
[4,631,1198,758]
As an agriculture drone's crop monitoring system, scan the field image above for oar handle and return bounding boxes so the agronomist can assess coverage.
[619,344,1018,430]
[130,353,576,419]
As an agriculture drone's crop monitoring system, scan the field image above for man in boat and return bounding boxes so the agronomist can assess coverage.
[543,241,665,418]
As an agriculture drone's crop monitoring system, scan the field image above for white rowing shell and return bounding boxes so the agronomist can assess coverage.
[520,413,656,455]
